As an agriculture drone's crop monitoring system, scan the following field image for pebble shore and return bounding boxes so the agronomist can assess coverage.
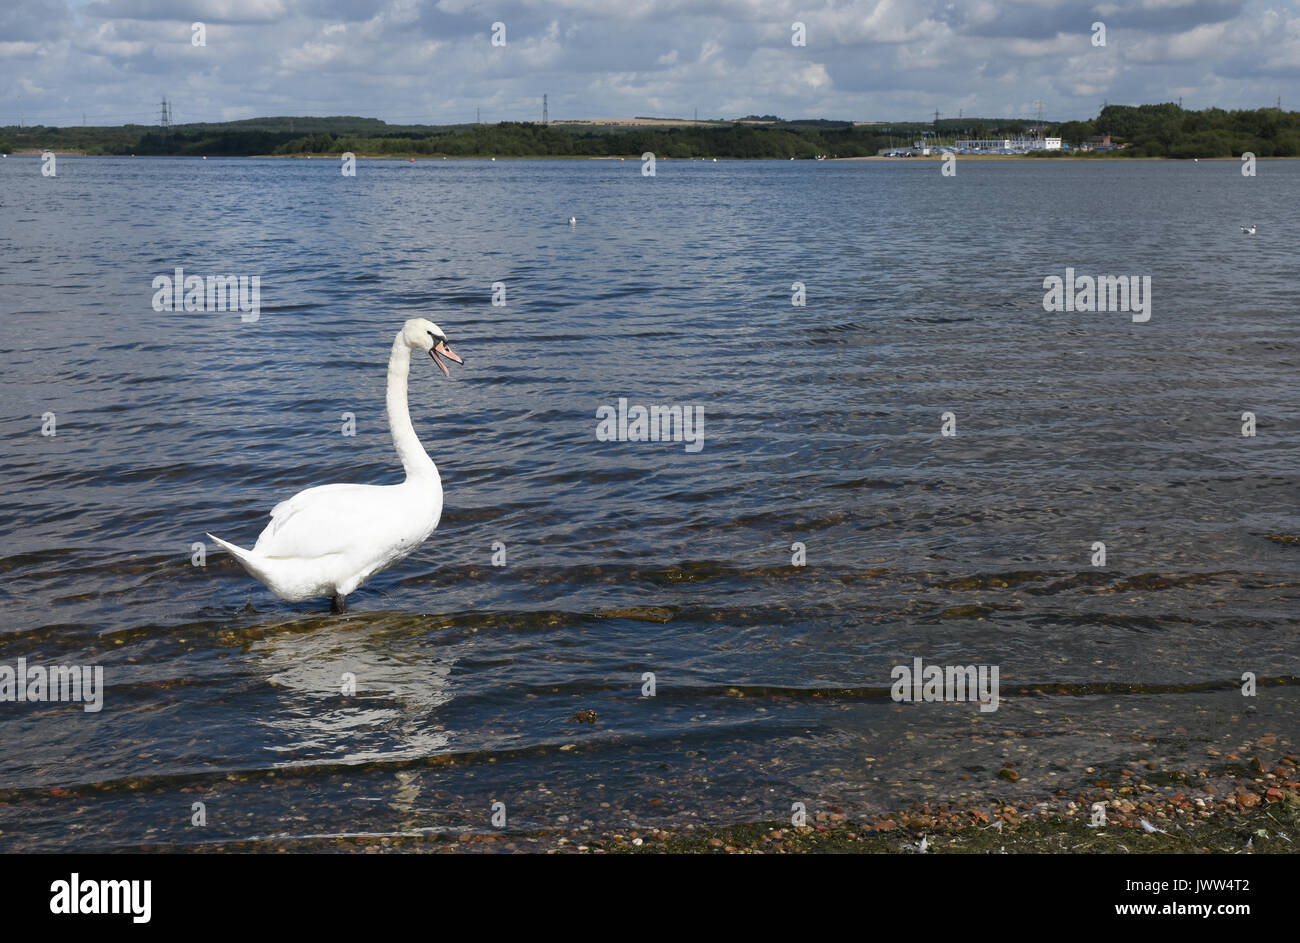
[189,749,1298,854]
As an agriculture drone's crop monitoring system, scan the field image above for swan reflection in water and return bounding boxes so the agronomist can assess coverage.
[249,612,463,822]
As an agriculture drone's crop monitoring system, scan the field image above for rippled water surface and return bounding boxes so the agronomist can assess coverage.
[0,156,1296,850]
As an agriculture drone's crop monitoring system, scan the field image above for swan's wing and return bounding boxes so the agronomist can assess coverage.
[254,483,401,559]
[266,483,357,533]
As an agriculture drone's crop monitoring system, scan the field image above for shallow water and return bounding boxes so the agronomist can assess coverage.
[0,155,1296,850]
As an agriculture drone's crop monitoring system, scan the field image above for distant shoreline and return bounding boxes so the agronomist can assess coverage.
[7,104,1299,162]
[5,149,1291,162]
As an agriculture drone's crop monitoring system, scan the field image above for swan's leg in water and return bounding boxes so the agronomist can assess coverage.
[331,594,347,614]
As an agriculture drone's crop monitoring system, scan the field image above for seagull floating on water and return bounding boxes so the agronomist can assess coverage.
[1241,225,1256,234]
[568,216,576,225]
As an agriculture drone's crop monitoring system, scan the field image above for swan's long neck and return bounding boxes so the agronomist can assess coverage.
[387,334,437,480]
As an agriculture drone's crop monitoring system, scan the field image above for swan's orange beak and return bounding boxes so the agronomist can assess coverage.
[430,341,463,378]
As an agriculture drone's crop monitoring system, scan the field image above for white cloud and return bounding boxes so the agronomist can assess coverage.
[81,22,149,58]
[0,41,41,57]
[8,0,1299,128]
[279,40,351,71]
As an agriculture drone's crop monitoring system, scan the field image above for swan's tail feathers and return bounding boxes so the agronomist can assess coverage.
[207,533,274,585]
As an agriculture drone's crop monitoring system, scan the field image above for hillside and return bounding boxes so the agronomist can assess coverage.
[2,104,1297,159]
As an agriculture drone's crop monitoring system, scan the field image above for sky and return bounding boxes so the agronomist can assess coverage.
[1,0,1296,127]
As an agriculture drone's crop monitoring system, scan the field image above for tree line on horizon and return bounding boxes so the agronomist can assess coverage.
[3,104,1298,159]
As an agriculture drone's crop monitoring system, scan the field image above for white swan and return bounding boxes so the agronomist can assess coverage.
[568,216,577,225]
[208,318,463,612]
[1241,224,1256,234]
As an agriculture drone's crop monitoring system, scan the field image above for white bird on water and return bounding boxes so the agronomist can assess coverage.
[208,318,463,613]
[568,216,577,225]
[1241,224,1256,234]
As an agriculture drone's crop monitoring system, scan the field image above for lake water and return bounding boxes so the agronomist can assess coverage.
[0,155,1296,850]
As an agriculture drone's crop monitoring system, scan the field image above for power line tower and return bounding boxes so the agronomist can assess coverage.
[542,94,548,125]
[159,96,172,141]
[476,106,480,124]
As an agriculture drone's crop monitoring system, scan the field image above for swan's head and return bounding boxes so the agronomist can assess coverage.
[403,318,463,378]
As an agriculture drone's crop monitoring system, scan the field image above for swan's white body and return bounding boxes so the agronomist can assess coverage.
[209,319,460,608]
[1241,225,1256,234]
